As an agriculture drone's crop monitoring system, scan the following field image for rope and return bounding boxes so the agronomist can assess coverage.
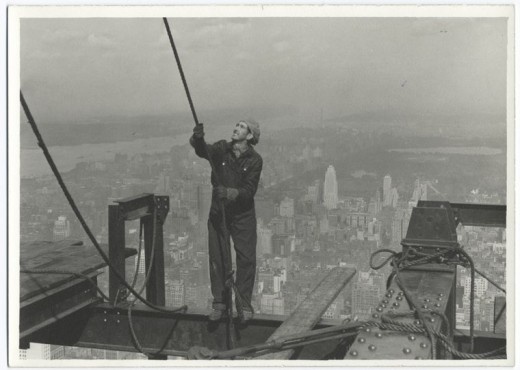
[20,91,187,315]
[188,322,363,359]
[369,246,482,356]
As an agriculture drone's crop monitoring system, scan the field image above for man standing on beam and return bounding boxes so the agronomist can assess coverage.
[190,119,263,322]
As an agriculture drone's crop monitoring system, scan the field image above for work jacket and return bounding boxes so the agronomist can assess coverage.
[190,136,263,217]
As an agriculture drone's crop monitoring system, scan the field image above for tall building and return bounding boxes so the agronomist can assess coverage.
[383,175,392,206]
[257,224,273,256]
[20,343,51,360]
[323,165,338,210]
[53,216,71,240]
[279,196,295,218]
[196,183,212,223]
[166,280,185,307]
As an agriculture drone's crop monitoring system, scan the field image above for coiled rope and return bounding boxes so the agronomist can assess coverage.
[369,246,506,359]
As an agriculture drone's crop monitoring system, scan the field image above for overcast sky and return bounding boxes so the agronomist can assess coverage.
[20,17,507,125]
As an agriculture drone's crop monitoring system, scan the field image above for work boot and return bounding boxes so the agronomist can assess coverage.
[208,308,226,321]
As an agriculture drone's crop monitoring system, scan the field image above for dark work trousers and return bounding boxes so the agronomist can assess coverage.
[208,207,257,311]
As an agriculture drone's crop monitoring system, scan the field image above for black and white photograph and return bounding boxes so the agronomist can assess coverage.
[7,4,514,366]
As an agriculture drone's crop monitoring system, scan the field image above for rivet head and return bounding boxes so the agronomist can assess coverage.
[103,318,107,322]
[350,350,358,357]
[389,289,395,294]
[372,313,380,319]
[403,348,411,354]
[375,333,383,338]
[358,337,366,343]
[424,298,430,302]
[381,304,387,308]
[438,293,445,297]
[116,319,120,323]
[393,302,400,307]
[434,303,441,308]
[429,318,435,323]
[385,293,392,298]
[396,296,403,301]
[365,327,371,333]
[376,307,383,312]
[397,291,404,296]
[408,335,416,341]
[421,304,428,309]
[415,356,424,360]
[382,299,389,304]
[438,297,443,301]
[414,320,421,325]
[420,342,428,349]
[368,345,377,351]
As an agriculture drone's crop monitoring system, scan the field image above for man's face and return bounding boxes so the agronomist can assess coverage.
[231,121,252,143]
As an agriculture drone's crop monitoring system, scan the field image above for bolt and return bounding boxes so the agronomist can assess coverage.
[375,333,383,338]
[403,348,411,354]
[372,313,380,319]
[420,342,428,349]
[103,318,107,322]
[117,311,120,315]
[408,335,416,341]
[104,310,107,314]
[117,319,120,324]
[368,345,377,351]
[358,337,366,343]
[350,350,358,357]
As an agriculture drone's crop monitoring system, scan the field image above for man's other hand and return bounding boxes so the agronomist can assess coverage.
[215,186,227,200]
[193,123,205,139]
[214,186,239,201]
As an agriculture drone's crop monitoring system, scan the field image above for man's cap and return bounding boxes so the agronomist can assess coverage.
[242,119,260,145]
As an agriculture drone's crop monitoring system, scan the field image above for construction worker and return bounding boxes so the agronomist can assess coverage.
[190,120,263,321]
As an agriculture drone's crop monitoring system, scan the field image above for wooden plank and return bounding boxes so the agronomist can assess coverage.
[20,240,136,302]
[344,268,456,360]
[258,267,356,359]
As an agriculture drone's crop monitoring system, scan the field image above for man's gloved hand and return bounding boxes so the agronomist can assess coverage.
[193,123,205,139]
[215,186,239,201]
[215,186,227,200]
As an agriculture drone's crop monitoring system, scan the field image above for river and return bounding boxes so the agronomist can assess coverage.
[20,136,189,178]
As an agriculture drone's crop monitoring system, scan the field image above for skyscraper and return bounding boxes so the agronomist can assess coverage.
[323,165,338,210]
[383,175,392,206]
